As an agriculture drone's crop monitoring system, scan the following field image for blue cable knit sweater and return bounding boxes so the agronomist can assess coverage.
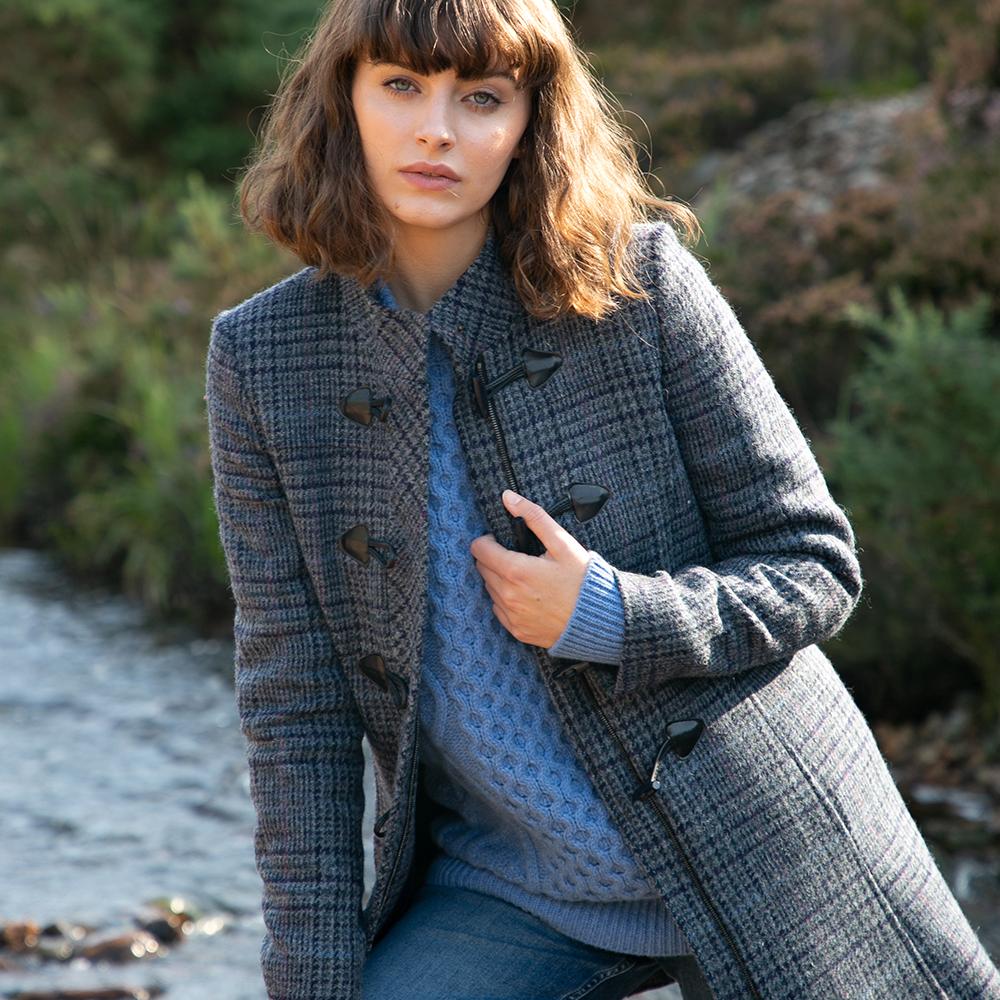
[375,278,690,957]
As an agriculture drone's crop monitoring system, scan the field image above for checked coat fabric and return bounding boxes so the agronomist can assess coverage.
[205,219,1000,1000]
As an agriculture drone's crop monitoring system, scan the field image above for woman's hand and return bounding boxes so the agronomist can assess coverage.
[470,489,590,648]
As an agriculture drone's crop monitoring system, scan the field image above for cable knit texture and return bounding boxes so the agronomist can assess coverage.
[375,277,687,956]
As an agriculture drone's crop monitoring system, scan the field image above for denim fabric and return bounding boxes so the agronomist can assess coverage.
[361,882,715,1000]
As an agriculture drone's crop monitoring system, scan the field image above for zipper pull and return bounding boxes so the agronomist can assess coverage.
[470,353,490,419]
[632,762,664,803]
[632,719,706,801]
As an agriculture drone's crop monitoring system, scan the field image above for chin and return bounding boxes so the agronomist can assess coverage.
[391,210,481,233]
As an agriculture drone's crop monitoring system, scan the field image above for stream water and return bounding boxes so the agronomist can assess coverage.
[1,547,996,999]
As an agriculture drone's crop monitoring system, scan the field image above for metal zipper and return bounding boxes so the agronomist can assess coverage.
[369,719,421,937]
[473,352,547,555]
[579,670,763,1000]
[473,352,521,494]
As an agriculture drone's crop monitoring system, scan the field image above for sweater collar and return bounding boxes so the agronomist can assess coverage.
[340,223,543,372]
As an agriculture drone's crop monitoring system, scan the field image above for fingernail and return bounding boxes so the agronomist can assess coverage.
[503,489,524,508]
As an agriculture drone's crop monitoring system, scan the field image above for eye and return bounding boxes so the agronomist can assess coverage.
[384,77,416,95]
[467,90,501,110]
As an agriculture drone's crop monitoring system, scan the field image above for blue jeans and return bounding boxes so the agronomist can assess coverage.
[362,883,715,1000]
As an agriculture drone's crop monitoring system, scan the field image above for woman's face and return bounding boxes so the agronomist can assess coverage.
[350,57,532,236]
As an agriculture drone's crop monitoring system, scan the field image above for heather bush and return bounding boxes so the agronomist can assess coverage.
[593,40,821,169]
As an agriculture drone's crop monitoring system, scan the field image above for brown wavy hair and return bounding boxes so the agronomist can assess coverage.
[237,0,702,321]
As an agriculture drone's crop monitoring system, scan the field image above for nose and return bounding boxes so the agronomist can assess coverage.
[415,93,455,149]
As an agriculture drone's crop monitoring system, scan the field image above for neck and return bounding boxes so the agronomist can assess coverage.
[382,214,492,313]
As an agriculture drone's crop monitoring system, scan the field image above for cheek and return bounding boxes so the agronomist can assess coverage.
[352,97,392,153]
[472,124,525,166]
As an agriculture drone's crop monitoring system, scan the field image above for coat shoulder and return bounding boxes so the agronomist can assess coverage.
[628,218,685,263]
[621,219,717,321]
[628,218,715,292]
[210,265,342,359]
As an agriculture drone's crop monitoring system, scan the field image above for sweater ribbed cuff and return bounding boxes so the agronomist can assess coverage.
[547,550,624,665]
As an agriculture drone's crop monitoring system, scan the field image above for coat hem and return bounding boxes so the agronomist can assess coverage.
[747,691,947,1000]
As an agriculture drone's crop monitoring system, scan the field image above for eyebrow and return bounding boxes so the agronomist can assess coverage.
[369,59,518,85]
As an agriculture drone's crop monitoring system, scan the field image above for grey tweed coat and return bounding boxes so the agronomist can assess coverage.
[205,220,1000,1000]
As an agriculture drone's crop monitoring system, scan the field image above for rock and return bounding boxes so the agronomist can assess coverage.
[1,921,41,952]
[694,87,933,213]
[77,930,161,963]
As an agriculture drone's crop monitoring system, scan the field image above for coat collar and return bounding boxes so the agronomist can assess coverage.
[338,222,546,374]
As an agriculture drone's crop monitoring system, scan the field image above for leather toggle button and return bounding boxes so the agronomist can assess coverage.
[661,718,705,759]
[470,347,563,418]
[342,387,392,426]
[521,348,563,387]
[359,653,388,689]
[511,515,545,557]
[547,483,611,523]
[358,653,409,708]
[341,523,399,568]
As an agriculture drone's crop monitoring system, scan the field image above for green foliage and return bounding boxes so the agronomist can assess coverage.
[0,0,318,279]
[824,289,1000,724]
[0,174,291,627]
[45,331,227,617]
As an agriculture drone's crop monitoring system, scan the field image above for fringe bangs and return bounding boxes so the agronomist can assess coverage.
[352,0,559,89]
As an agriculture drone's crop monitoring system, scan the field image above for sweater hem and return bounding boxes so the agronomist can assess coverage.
[424,854,692,958]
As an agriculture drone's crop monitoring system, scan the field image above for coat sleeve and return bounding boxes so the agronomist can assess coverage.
[607,223,864,698]
[205,312,366,999]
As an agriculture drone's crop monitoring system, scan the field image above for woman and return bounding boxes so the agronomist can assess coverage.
[205,0,1000,998]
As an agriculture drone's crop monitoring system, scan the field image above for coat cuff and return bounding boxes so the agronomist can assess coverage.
[546,550,624,665]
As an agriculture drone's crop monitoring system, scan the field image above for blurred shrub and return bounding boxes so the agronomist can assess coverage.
[700,126,999,434]
[874,152,1000,316]
[573,0,777,52]
[0,0,318,285]
[594,40,821,170]
[0,174,291,627]
[930,0,1000,140]
[575,0,984,179]
[769,0,942,92]
[822,288,1000,725]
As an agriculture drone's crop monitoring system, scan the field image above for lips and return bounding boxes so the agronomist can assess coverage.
[399,161,460,181]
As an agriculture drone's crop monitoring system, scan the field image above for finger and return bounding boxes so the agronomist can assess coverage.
[475,560,506,595]
[501,489,578,558]
[491,599,516,637]
[470,529,530,577]
[469,531,507,564]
